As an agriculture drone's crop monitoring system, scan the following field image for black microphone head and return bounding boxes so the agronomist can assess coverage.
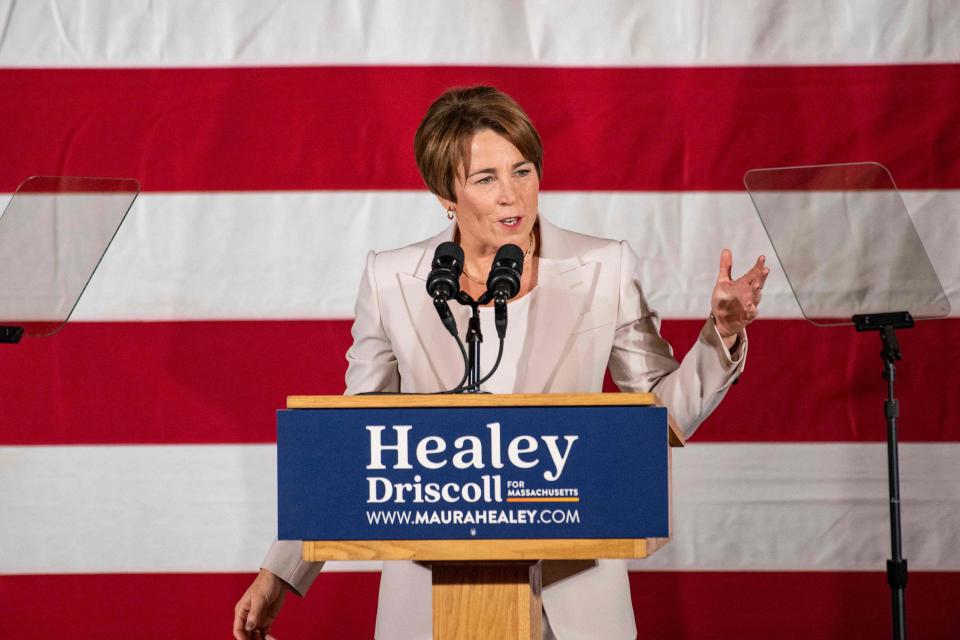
[435,241,465,265]
[426,241,464,300]
[487,243,524,300]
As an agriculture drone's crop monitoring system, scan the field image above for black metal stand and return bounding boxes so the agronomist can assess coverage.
[452,284,514,394]
[0,326,24,344]
[464,307,483,393]
[457,291,494,394]
[853,311,913,640]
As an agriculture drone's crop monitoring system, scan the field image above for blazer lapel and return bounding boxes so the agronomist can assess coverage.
[398,225,470,392]
[516,219,600,392]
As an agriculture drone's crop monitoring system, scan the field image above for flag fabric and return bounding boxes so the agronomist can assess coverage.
[1,2,959,638]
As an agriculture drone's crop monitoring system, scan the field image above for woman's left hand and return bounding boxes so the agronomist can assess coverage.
[711,249,769,343]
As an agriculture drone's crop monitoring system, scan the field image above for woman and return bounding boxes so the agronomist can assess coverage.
[234,86,767,640]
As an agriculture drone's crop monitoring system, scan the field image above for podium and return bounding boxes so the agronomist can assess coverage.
[279,393,682,639]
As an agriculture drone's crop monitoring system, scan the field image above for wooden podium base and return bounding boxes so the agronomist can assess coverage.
[432,561,542,640]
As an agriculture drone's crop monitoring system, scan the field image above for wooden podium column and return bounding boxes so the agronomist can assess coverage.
[432,561,542,640]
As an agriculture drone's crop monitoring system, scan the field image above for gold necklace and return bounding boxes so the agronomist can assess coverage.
[461,231,536,286]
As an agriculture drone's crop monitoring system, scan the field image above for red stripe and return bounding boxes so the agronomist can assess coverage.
[628,571,960,639]
[0,64,957,192]
[2,571,957,639]
[650,316,960,443]
[0,572,379,640]
[1,318,957,445]
[0,320,352,445]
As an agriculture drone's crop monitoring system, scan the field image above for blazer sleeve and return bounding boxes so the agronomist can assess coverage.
[260,251,401,596]
[607,240,747,439]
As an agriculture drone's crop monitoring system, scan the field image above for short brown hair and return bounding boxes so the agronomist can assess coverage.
[414,86,543,202]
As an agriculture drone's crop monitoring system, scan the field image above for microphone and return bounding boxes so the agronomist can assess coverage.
[486,244,524,300]
[426,241,464,337]
[486,244,524,339]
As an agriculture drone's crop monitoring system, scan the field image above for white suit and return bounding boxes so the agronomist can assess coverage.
[262,216,746,639]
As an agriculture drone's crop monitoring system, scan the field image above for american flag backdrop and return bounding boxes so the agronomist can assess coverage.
[1,1,959,638]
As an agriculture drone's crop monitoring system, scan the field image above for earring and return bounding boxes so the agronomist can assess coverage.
[446,207,455,220]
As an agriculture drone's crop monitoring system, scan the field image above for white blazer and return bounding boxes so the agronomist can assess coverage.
[262,216,747,639]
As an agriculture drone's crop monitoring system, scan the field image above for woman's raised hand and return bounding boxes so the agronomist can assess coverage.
[710,249,769,341]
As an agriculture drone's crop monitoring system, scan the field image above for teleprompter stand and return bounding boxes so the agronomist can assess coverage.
[853,311,914,640]
[0,326,24,344]
[745,162,953,640]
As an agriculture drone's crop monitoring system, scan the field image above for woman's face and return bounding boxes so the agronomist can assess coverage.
[443,128,539,257]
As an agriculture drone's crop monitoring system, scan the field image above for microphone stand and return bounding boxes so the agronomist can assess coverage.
[457,290,497,394]
[853,310,914,640]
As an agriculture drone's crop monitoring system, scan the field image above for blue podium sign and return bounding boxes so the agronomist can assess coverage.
[278,400,668,541]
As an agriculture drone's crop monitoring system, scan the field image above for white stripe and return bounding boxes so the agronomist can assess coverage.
[630,443,960,572]
[30,189,955,320]
[2,443,957,573]
[0,445,376,574]
[0,1,957,68]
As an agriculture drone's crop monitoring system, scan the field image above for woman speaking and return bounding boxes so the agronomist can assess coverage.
[234,86,768,640]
